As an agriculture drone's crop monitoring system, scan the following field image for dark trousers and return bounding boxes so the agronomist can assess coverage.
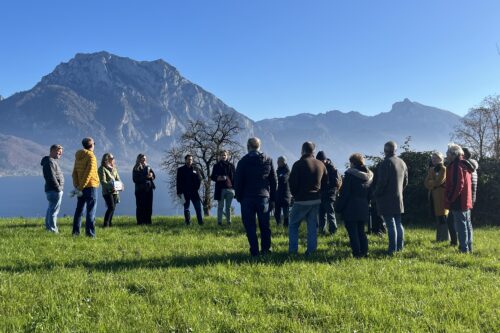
[446,212,458,246]
[345,220,368,258]
[103,194,116,227]
[135,190,153,225]
[368,206,386,234]
[319,196,337,234]
[241,197,271,256]
[73,187,98,237]
[183,193,204,225]
[274,200,290,226]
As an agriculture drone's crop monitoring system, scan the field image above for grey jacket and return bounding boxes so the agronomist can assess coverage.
[41,156,64,192]
[374,155,408,215]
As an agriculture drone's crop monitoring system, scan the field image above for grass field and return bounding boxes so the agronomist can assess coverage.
[0,216,498,332]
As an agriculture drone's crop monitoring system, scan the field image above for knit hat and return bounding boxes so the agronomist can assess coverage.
[316,151,326,161]
[277,156,287,163]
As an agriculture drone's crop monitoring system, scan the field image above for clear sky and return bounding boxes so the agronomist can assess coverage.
[0,0,499,120]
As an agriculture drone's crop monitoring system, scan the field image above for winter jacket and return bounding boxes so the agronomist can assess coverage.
[72,149,99,190]
[41,156,64,192]
[374,155,408,215]
[177,164,204,196]
[322,159,342,199]
[98,165,122,198]
[133,165,156,193]
[276,164,292,204]
[445,157,472,211]
[462,159,479,206]
[289,154,327,203]
[335,166,373,222]
[424,164,448,217]
[210,160,235,201]
[234,151,277,202]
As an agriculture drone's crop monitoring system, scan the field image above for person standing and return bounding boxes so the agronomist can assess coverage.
[98,153,123,227]
[445,144,473,253]
[462,147,479,208]
[133,154,156,225]
[335,154,373,258]
[275,156,292,227]
[374,141,408,255]
[41,144,64,233]
[210,150,235,226]
[316,151,341,235]
[234,137,277,256]
[424,152,451,242]
[177,154,204,226]
[288,142,327,255]
[72,137,100,237]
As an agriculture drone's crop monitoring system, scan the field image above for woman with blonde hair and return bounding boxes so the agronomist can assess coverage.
[98,153,123,227]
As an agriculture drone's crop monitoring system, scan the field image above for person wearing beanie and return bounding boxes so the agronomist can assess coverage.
[316,151,342,235]
[275,156,291,227]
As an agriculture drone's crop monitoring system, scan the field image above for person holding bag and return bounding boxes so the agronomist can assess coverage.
[98,153,123,227]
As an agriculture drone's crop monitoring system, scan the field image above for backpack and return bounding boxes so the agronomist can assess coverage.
[327,161,342,190]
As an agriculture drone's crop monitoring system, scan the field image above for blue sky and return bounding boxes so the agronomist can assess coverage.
[0,0,499,120]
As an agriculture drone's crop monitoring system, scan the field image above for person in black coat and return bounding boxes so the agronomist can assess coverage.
[210,150,236,225]
[177,154,204,225]
[316,151,341,235]
[336,153,373,258]
[275,156,292,227]
[133,154,156,225]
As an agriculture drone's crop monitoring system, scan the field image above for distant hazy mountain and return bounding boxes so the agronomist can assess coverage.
[0,51,460,176]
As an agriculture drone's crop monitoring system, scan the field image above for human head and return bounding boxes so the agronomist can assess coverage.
[101,153,115,167]
[185,154,193,166]
[247,137,261,152]
[135,154,146,167]
[49,144,63,159]
[446,143,464,161]
[349,153,365,168]
[384,141,397,157]
[82,137,95,151]
[316,151,326,162]
[219,150,228,161]
[431,152,444,166]
[462,147,472,160]
[277,156,286,167]
[301,141,315,156]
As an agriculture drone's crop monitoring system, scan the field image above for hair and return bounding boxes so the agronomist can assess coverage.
[134,153,146,170]
[447,143,464,159]
[349,153,365,168]
[82,137,94,149]
[462,147,472,159]
[301,141,315,155]
[219,150,228,156]
[247,137,261,151]
[431,151,444,163]
[184,154,193,161]
[277,156,287,164]
[50,144,63,152]
[384,141,397,154]
[101,153,113,167]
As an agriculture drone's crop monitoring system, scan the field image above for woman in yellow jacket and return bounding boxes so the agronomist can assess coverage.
[424,152,449,242]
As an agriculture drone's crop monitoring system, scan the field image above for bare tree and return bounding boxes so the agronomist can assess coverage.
[483,95,500,159]
[161,112,244,215]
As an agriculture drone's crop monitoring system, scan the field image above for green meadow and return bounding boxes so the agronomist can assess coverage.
[0,217,498,332]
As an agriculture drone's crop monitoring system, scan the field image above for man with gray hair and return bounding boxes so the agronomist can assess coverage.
[445,143,473,253]
[374,141,408,255]
[41,144,64,233]
[234,137,277,256]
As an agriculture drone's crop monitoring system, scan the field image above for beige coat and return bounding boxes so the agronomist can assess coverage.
[424,165,448,217]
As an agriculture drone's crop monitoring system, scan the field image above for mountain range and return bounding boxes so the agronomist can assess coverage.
[0,51,460,176]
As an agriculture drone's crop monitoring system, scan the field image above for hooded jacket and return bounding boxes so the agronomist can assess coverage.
[445,156,472,211]
[41,156,64,192]
[276,164,292,204]
[335,166,373,222]
[72,149,99,190]
[234,151,277,202]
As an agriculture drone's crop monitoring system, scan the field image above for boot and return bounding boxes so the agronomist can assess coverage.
[184,210,191,225]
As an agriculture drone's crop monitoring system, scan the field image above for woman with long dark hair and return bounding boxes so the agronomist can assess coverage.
[98,153,123,227]
[132,154,156,225]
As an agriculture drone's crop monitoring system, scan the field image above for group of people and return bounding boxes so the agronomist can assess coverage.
[41,136,477,256]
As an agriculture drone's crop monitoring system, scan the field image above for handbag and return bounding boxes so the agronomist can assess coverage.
[113,180,124,191]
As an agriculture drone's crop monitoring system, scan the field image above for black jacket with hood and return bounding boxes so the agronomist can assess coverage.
[336,165,373,222]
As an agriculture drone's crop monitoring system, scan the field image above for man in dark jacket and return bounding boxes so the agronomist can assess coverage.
[275,156,291,227]
[41,144,64,233]
[288,142,328,255]
[177,154,204,225]
[234,137,277,256]
[316,151,341,235]
[374,141,408,255]
[210,150,236,225]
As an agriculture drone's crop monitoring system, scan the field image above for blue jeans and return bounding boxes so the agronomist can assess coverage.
[319,196,337,234]
[241,197,271,256]
[73,187,98,237]
[383,214,404,254]
[452,210,473,253]
[288,203,319,254]
[217,188,235,224]
[183,193,204,225]
[45,191,63,233]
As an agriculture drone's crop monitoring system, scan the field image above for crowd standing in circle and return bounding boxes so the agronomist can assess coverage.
[41,136,476,256]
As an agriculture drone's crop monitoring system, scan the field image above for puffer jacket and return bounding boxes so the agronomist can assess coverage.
[72,149,99,190]
[335,166,373,222]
